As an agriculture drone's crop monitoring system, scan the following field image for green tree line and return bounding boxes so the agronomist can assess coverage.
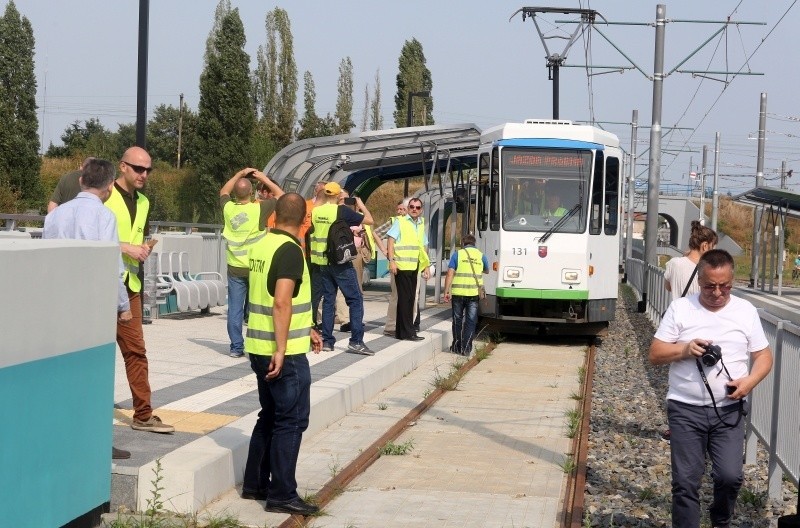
[0,0,435,222]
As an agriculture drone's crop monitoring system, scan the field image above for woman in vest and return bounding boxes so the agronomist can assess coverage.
[443,234,488,356]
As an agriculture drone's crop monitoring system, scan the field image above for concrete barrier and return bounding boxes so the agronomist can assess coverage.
[0,239,119,527]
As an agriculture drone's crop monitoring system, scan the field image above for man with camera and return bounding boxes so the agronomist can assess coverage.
[220,167,283,358]
[649,249,773,528]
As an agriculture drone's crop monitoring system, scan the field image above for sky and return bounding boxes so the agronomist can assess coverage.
[8,0,800,195]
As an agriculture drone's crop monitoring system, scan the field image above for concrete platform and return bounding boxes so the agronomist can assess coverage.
[110,286,454,513]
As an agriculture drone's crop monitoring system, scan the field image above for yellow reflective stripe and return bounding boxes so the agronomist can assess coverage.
[230,249,248,256]
[225,231,266,247]
[246,327,312,341]
[249,302,312,316]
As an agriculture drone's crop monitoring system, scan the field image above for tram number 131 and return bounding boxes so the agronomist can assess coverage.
[511,247,528,255]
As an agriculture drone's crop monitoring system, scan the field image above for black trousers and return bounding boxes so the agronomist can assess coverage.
[394,269,419,339]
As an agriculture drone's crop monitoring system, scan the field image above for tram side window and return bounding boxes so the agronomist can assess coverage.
[604,157,619,235]
[490,147,500,231]
[589,152,604,235]
[477,153,490,231]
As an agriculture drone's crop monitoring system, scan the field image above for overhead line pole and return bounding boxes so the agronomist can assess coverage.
[750,92,767,288]
[626,109,638,264]
[640,4,666,313]
[711,132,721,231]
[135,0,149,148]
[700,144,708,223]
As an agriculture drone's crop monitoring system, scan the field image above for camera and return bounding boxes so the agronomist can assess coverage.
[343,197,356,206]
[701,343,722,367]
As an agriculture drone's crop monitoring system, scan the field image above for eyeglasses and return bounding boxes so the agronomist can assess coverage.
[122,160,153,175]
[408,205,422,210]
[701,283,733,293]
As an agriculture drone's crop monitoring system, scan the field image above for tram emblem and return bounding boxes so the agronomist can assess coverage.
[538,246,547,258]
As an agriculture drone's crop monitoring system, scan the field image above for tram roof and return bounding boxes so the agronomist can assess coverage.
[734,186,800,220]
[481,120,619,148]
[263,124,481,198]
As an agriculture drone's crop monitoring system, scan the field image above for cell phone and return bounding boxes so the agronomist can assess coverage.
[343,197,356,206]
[146,239,158,248]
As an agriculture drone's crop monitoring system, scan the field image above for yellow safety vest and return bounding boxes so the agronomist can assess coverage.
[450,247,484,297]
[245,232,313,356]
[309,203,338,265]
[222,200,265,268]
[364,224,377,260]
[543,206,567,217]
[105,186,149,292]
[394,216,430,271]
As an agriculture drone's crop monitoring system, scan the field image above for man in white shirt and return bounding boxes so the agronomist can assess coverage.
[649,249,773,528]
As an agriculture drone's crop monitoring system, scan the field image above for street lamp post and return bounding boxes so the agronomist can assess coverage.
[405,90,431,197]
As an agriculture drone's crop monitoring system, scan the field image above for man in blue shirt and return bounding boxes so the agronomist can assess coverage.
[43,158,133,460]
[443,234,488,355]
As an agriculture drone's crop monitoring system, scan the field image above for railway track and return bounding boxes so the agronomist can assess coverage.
[274,338,595,528]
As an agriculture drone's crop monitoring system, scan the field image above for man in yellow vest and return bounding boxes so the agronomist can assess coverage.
[241,193,322,516]
[220,167,283,358]
[310,182,375,355]
[105,146,174,433]
[443,234,488,356]
[387,197,430,341]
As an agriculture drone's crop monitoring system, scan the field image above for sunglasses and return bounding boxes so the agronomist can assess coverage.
[700,283,733,293]
[122,160,153,175]
[407,205,422,210]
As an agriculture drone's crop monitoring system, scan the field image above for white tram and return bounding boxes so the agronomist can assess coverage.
[466,119,622,333]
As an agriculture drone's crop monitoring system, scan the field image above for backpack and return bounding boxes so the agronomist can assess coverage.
[326,219,358,264]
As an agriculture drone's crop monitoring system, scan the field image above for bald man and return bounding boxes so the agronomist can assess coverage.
[220,167,284,358]
[105,147,174,433]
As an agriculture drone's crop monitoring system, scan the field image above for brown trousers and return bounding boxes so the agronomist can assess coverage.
[117,290,152,421]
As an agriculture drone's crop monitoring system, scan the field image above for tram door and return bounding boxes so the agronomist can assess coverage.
[586,152,621,301]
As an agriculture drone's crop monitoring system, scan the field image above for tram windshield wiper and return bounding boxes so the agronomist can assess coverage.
[539,203,581,243]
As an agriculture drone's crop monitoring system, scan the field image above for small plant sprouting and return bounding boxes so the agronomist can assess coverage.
[422,388,432,398]
[577,365,587,385]
[145,457,165,517]
[739,486,767,509]
[379,438,415,456]
[431,363,464,392]
[638,487,656,501]
[559,454,576,474]
[328,455,342,478]
[565,408,581,439]
[377,402,388,410]
[569,391,583,401]
[548,382,559,388]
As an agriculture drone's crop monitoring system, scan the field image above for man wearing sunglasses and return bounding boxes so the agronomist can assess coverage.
[105,147,174,434]
[649,249,773,528]
[387,197,430,341]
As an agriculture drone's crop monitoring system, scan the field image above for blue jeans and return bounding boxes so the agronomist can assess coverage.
[243,353,311,502]
[319,263,364,347]
[227,274,248,354]
[451,295,479,355]
[668,399,747,528]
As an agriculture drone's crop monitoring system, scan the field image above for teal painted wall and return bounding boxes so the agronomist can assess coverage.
[0,343,116,527]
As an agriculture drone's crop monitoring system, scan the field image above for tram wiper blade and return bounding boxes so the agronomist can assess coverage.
[539,203,581,244]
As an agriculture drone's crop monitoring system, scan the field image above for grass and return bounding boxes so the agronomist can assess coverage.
[564,408,581,439]
[379,438,415,456]
[738,486,768,509]
[430,360,466,392]
[638,487,656,501]
[559,454,576,474]
[377,402,388,410]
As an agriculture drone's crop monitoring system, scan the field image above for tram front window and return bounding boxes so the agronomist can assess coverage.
[501,148,591,233]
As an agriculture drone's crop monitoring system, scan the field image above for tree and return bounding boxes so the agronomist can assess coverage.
[194,8,253,222]
[334,57,354,135]
[393,38,434,128]
[0,1,41,207]
[370,69,384,131]
[45,118,116,159]
[296,71,321,140]
[204,0,231,63]
[360,83,369,132]
[253,7,297,150]
[147,103,197,167]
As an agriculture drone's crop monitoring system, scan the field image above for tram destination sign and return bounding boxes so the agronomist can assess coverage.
[506,152,585,168]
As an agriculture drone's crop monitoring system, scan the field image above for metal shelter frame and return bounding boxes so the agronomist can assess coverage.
[264,124,483,305]
[735,186,800,296]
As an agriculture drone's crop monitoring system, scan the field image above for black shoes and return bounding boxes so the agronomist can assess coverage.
[405,335,425,342]
[265,497,320,515]
[112,446,131,460]
[340,323,352,332]
[241,489,268,501]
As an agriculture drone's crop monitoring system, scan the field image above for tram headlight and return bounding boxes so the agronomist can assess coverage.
[561,269,581,285]
[504,266,523,283]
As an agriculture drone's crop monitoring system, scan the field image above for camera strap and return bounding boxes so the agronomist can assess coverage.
[695,358,745,428]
